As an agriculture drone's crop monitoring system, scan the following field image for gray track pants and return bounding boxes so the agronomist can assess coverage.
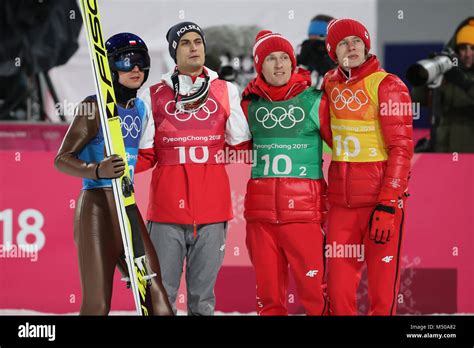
[147,221,227,315]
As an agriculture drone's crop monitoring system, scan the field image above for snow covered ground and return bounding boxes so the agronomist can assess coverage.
[0,309,256,316]
[2,309,472,316]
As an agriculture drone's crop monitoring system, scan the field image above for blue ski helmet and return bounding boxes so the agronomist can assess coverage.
[105,32,151,83]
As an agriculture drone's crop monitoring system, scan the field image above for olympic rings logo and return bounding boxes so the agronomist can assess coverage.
[165,98,218,122]
[330,87,369,111]
[121,115,142,139]
[255,105,305,129]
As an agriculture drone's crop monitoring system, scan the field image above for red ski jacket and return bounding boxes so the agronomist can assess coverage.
[241,69,332,224]
[322,55,413,207]
[136,67,251,225]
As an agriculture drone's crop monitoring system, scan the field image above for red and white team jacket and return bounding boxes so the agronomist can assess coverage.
[136,67,251,225]
[322,55,413,207]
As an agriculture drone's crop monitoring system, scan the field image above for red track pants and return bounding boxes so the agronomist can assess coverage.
[246,221,327,315]
[326,204,405,315]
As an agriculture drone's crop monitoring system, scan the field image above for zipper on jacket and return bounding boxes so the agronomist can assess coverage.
[193,220,197,239]
[345,164,351,208]
[275,179,280,224]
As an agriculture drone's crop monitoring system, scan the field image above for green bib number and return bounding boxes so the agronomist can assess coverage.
[248,88,324,179]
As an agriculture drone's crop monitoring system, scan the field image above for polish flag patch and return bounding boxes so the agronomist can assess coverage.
[129,40,137,45]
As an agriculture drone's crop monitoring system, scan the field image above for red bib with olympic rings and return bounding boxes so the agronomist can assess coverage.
[150,79,230,165]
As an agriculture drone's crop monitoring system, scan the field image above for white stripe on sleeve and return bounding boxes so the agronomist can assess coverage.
[138,87,155,150]
[225,82,252,145]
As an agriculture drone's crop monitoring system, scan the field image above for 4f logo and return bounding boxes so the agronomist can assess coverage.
[306,270,319,278]
[382,256,394,263]
[390,178,401,189]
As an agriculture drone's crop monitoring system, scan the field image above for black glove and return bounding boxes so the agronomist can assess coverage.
[444,67,473,91]
[368,204,396,244]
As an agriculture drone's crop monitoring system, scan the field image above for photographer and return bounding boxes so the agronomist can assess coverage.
[297,14,336,88]
[412,17,474,153]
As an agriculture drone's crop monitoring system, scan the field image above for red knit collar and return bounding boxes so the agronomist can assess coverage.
[243,68,312,101]
[326,55,383,83]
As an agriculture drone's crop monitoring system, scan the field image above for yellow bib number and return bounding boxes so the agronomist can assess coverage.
[331,118,387,162]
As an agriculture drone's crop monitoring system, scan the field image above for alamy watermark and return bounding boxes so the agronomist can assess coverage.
[55,100,96,119]
[325,241,365,262]
[18,322,55,341]
[380,100,421,120]
[0,243,38,262]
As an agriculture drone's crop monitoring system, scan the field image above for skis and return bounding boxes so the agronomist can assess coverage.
[79,0,154,315]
